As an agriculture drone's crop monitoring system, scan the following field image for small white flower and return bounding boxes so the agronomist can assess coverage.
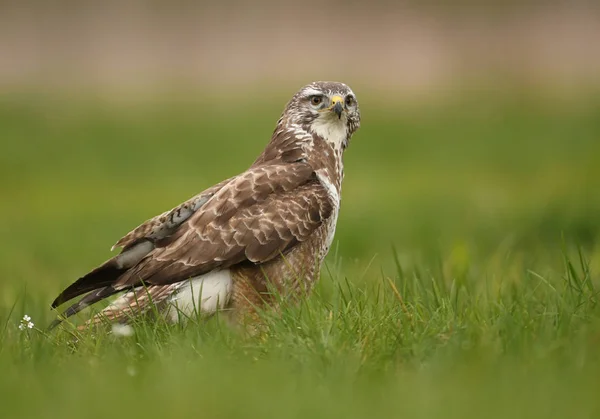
[111,324,134,337]
[19,315,34,331]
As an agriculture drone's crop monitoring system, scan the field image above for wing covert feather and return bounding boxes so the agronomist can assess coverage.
[113,177,234,250]
[115,164,333,288]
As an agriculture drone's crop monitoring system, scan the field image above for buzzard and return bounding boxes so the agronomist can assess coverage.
[50,81,361,329]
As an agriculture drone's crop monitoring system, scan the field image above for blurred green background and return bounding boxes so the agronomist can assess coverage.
[1,2,600,418]
[2,92,599,299]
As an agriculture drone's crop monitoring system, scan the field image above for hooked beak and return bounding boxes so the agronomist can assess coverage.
[330,95,344,119]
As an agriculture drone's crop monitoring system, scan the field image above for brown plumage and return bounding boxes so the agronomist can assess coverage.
[50,81,361,329]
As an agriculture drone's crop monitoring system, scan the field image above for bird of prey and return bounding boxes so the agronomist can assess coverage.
[50,81,361,329]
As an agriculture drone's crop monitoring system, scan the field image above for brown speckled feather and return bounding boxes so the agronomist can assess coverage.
[114,164,331,288]
[113,177,235,250]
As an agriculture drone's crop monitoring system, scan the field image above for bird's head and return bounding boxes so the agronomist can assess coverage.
[283,81,361,150]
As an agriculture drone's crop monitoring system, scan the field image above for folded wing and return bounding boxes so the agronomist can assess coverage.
[51,162,333,324]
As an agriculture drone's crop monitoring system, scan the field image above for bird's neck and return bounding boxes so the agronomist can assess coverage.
[254,121,345,192]
[306,129,345,194]
[308,116,349,150]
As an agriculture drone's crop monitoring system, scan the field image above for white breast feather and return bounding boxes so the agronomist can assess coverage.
[167,270,232,322]
[316,170,341,254]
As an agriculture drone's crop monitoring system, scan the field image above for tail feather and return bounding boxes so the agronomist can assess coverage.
[51,240,155,309]
[49,241,157,330]
[48,286,121,330]
[51,261,126,308]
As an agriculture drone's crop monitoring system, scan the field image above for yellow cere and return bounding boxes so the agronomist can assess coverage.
[330,95,343,107]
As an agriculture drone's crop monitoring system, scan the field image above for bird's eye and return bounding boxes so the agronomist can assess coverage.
[345,95,355,107]
[310,95,323,106]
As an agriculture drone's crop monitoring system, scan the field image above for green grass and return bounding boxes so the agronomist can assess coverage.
[1,91,600,418]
